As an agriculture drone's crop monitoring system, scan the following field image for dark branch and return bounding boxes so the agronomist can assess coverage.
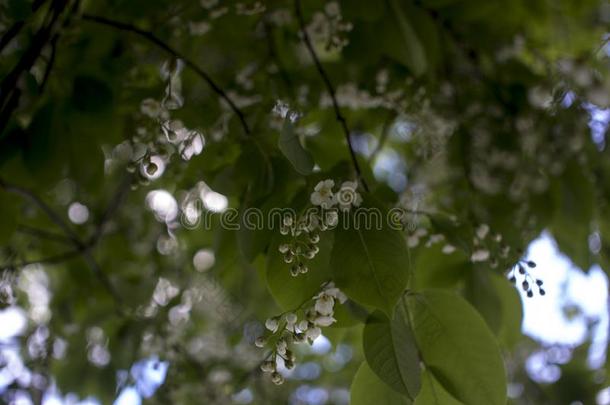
[17,224,74,245]
[0,178,123,305]
[294,0,369,192]
[81,13,251,136]
[1,250,81,271]
[0,178,81,244]
[89,173,133,246]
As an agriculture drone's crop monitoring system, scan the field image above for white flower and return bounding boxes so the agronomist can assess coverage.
[414,228,428,238]
[140,98,161,118]
[324,210,339,227]
[278,244,290,254]
[285,313,297,325]
[407,235,419,248]
[276,339,287,355]
[255,336,266,348]
[260,360,275,373]
[476,224,490,240]
[310,179,336,209]
[306,326,321,341]
[429,234,445,244]
[442,244,456,254]
[471,249,490,262]
[271,371,284,385]
[314,315,336,327]
[265,317,279,332]
[335,181,362,212]
[314,294,335,316]
[324,285,348,304]
[298,320,309,332]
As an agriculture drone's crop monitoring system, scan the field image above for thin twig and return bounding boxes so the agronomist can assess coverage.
[1,250,81,271]
[0,179,80,244]
[294,0,369,191]
[81,13,251,136]
[0,178,123,305]
[89,173,133,246]
[17,224,73,245]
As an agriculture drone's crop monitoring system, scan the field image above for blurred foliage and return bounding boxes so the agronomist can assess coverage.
[1,0,610,404]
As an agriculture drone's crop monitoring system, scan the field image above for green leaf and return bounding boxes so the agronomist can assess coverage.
[550,161,594,271]
[490,273,523,349]
[413,244,470,289]
[385,0,428,76]
[351,361,411,405]
[464,266,503,334]
[266,231,334,310]
[363,304,421,399]
[406,290,507,405]
[331,201,410,315]
[415,370,464,405]
[278,120,314,175]
[465,268,523,349]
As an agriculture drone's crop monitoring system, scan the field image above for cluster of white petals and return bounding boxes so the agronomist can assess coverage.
[310,179,362,212]
[256,283,347,384]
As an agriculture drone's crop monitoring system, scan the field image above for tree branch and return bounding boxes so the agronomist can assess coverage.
[88,173,133,246]
[81,13,251,136]
[17,224,74,245]
[0,178,123,306]
[294,0,369,192]
[0,179,81,245]
[1,250,81,271]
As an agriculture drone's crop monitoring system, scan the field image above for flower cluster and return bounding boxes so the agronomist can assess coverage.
[278,215,321,277]
[255,283,347,384]
[117,59,206,186]
[277,180,361,277]
[509,260,545,297]
[310,180,362,212]
[469,224,512,267]
[307,2,353,51]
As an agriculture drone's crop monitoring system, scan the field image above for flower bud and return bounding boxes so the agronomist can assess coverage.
[285,313,297,325]
[271,371,284,385]
[265,317,279,332]
[260,360,275,373]
[255,336,266,348]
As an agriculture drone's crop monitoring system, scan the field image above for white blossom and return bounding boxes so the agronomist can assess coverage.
[140,98,161,118]
[442,244,456,254]
[324,285,347,304]
[314,315,336,327]
[265,317,279,332]
[471,249,490,262]
[407,235,419,248]
[324,210,339,227]
[298,320,309,332]
[314,294,334,315]
[335,181,362,212]
[254,336,266,348]
[285,313,297,325]
[476,224,490,240]
[310,179,336,209]
[306,326,321,341]
[276,339,287,355]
